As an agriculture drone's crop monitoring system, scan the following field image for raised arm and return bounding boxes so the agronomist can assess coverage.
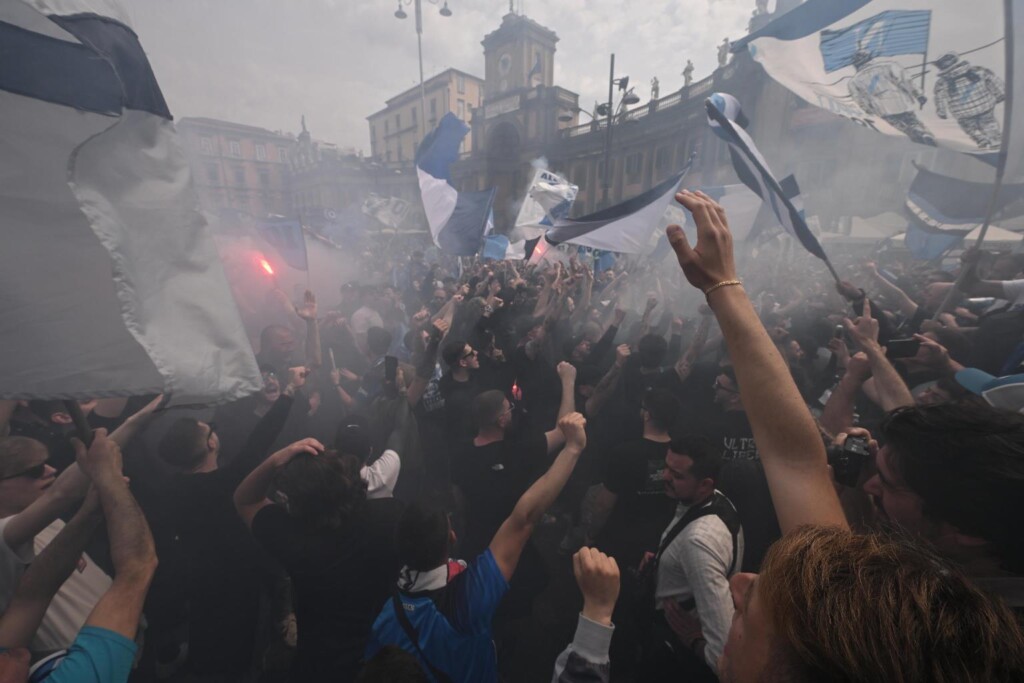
[667,190,847,533]
[819,352,871,435]
[675,310,712,383]
[585,345,629,417]
[108,394,166,448]
[490,413,587,581]
[233,438,325,529]
[865,264,918,318]
[407,319,447,406]
[0,488,101,648]
[74,431,157,639]
[295,290,323,369]
[843,300,915,412]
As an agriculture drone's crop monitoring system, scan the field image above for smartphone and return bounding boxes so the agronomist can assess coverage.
[885,338,921,359]
[384,355,398,383]
[833,324,844,339]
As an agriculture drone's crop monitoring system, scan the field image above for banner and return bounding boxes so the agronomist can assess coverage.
[732,0,1010,166]
[514,168,579,240]
[0,0,261,405]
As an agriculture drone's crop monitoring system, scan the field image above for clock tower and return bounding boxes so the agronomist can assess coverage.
[481,12,557,98]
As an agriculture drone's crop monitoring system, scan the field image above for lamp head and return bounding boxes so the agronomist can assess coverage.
[439,2,452,17]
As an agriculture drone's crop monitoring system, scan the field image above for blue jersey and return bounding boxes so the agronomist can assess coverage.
[366,549,509,682]
[28,626,137,683]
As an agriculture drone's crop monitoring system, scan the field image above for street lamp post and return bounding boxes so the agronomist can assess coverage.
[597,54,640,207]
[394,0,452,145]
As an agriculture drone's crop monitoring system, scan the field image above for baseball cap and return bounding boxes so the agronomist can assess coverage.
[0,436,48,479]
[954,369,1024,413]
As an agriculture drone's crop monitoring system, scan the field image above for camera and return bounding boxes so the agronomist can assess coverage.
[826,436,871,488]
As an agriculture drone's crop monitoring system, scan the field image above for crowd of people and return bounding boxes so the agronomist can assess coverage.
[3,188,1024,682]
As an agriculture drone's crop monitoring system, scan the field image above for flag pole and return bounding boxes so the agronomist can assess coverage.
[933,0,1015,318]
[63,401,94,447]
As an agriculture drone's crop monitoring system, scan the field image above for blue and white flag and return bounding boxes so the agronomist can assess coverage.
[416,113,496,256]
[706,93,834,270]
[256,217,308,271]
[905,164,1024,258]
[514,168,579,240]
[732,0,1013,166]
[0,0,261,406]
[543,165,691,254]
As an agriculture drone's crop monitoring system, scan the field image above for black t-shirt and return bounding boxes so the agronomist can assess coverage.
[694,409,780,572]
[452,432,549,556]
[598,438,674,568]
[251,498,405,682]
[439,372,481,442]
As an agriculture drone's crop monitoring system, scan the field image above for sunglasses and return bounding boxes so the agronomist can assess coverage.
[461,349,478,360]
[1,463,48,481]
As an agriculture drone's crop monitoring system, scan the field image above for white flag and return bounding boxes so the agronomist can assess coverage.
[0,0,261,405]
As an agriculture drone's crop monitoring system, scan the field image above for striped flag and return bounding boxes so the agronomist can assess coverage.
[416,113,496,255]
[706,93,835,274]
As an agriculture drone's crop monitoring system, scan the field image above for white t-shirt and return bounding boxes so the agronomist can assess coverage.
[0,517,112,653]
[360,450,401,499]
[1000,279,1024,308]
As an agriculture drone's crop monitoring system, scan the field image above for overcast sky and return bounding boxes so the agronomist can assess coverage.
[127,0,765,153]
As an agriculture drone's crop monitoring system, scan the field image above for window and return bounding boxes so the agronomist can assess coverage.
[395,113,401,130]
[205,163,219,184]
[228,140,241,157]
[199,137,213,155]
[625,153,643,183]
[457,100,465,119]
[233,166,245,185]
[279,148,288,163]
[430,99,437,116]
[598,159,615,184]
[457,74,466,94]
[255,144,267,161]
[411,107,417,125]
[573,164,588,187]
[258,168,271,186]
[370,125,376,142]
[655,146,670,173]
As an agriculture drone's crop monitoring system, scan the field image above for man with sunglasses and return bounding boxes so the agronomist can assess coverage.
[0,397,162,656]
[438,341,482,444]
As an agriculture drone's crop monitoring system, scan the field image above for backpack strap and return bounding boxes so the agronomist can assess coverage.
[391,593,455,683]
[656,493,741,573]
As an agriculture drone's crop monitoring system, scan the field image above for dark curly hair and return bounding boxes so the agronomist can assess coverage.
[274,450,366,532]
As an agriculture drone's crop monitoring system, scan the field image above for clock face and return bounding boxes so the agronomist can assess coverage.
[498,53,512,76]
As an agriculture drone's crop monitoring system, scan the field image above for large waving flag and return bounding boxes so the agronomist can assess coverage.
[416,113,496,255]
[706,93,836,276]
[905,164,1024,258]
[514,168,579,239]
[542,164,692,254]
[0,0,261,406]
[732,0,1013,167]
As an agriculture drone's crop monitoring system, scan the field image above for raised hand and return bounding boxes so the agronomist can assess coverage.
[573,547,620,626]
[614,343,631,367]
[295,290,318,321]
[666,190,737,293]
[557,361,578,384]
[73,429,122,482]
[843,298,880,349]
[558,412,587,451]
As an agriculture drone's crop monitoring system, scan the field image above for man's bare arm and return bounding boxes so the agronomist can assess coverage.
[667,191,847,533]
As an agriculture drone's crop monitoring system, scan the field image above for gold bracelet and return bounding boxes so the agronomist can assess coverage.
[703,279,743,300]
